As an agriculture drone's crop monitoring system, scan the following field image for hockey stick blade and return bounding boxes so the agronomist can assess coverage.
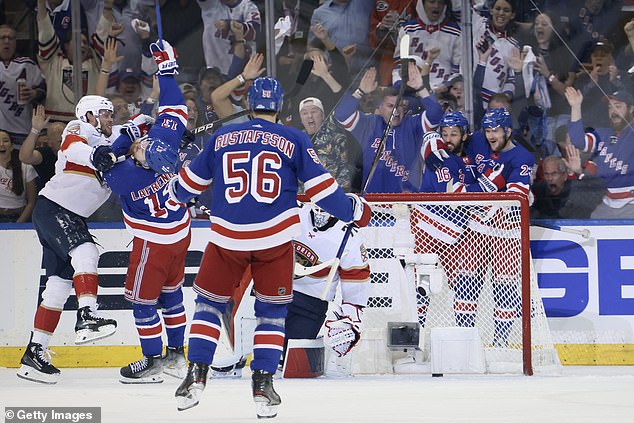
[287,59,314,98]
[532,222,592,239]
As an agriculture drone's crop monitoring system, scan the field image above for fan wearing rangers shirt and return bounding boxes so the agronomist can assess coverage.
[0,25,46,146]
[565,88,634,219]
[392,0,461,92]
[100,44,191,384]
[335,64,442,193]
[167,76,371,418]
[17,95,121,385]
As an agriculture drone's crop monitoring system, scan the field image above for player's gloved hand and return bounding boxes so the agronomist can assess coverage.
[477,162,506,192]
[150,39,178,75]
[346,193,372,227]
[145,138,178,174]
[90,145,117,172]
[421,131,449,168]
[325,302,363,357]
[121,114,154,140]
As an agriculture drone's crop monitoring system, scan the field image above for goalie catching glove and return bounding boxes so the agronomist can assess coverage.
[120,114,154,140]
[477,162,506,192]
[150,39,178,76]
[346,193,371,228]
[325,302,363,357]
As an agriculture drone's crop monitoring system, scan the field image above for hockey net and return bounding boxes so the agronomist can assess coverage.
[343,192,560,376]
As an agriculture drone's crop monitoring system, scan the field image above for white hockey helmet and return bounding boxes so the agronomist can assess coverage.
[75,95,114,123]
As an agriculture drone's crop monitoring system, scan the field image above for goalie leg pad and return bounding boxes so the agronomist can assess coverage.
[187,296,225,365]
[133,303,163,357]
[282,338,325,378]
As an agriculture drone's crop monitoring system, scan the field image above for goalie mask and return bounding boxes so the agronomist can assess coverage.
[310,205,335,229]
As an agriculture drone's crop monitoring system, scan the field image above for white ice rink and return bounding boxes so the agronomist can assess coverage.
[2,366,634,423]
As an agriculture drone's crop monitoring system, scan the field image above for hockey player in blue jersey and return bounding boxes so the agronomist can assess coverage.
[167,76,371,418]
[98,39,191,384]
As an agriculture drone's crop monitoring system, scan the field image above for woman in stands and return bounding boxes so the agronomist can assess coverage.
[0,130,37,223]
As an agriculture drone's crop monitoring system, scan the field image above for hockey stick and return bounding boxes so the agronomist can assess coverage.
[286,59,314,98]
[155,1,163,48]
[318,34,412,301]
[532,222,592,239]
[191,110,250,135]
[294,256,345,277]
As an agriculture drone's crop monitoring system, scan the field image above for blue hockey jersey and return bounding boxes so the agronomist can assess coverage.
[172,118,356,251]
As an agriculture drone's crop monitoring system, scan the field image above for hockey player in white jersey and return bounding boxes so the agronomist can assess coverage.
[18,95,120,384]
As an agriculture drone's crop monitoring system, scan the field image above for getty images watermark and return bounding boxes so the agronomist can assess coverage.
[4,407,100,423]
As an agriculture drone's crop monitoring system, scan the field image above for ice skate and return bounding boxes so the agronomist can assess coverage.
[16,339,60,384]
[163,346,187,378]
[210,356,246,379]
[252,369,281,419]
[120,355,164,384]
[175,362,209,411]
[75,306,117,344]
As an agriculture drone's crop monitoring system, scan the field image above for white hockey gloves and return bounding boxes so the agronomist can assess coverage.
[421,131,449,169]
[90,145,117,172]
[150,39,178,76]
[325,302,363,357]
[121,114,155,140]
[477,162,506,192]
[346,193,372,228]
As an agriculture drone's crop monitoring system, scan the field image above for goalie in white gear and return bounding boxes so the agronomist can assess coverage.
[212,201,371,377]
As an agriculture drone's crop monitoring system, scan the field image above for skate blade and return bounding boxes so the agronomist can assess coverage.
[75,324,116,345]
[255,402,278,419]
[17,365,59,384]
[163,366,187,379]
[176,383,204,411]
[210,368,242,379]
[119,375,164,384]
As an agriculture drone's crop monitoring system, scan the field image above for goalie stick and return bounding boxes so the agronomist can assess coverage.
[319,34,413,301]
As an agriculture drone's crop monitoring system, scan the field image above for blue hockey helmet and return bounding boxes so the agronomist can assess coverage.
[144,137,178,174]
[481,108,512,130]
[248,77,284,113]
[440,111,469,134]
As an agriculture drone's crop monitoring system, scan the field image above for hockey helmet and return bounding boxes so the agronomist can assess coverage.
[75,95,114,122]
[144,137,178,174]
[440,111,469,134]
[248,77,284,113]
[481,108,512,130]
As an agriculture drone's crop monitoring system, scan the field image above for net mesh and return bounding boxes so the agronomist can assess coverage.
[344,195,560,375]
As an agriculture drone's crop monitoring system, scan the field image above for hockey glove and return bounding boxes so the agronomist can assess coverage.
[325,303,363,357]
[90,145,117,172]
[346,193,372,228]
[120,114,154,140]
[477,162,506,192]
[421,131,449,168]
[150,39,179,76]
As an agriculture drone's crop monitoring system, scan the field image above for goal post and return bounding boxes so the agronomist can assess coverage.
[340,192,560,376]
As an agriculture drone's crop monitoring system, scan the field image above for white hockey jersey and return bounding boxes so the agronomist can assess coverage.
[0,56,45,136]
[292,204,370,306]
[197,0,261,75]
[39,120,116,218]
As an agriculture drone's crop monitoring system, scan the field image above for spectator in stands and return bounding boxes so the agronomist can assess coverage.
[573,41,630,130]
[180,83,198,101]
[521,12,576,143]
[393,0,461,94]
[18,105,62,190]
[36,0,113,122]
[309,0,374,75]
[446,73,464,111]
[334,63,442,193]
[369,0,415,86]
[0,24,46,146]
[211,53,264,120]
[472,0,520,112]
[531,152,605,219]
[0,130,37,223]
[299,97,359,192]
[197,0,261,76]
[197,67,227,125]
[283,24,351,126]
[565,87,634,218]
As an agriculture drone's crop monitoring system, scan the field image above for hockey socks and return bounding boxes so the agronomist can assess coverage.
[187,296,225,364]
[252,300,287,375]
[133,303,163,356]
[159,288,187,348]
[33,276,73,347]
[492,283,520,346]
[454,274,484,327]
